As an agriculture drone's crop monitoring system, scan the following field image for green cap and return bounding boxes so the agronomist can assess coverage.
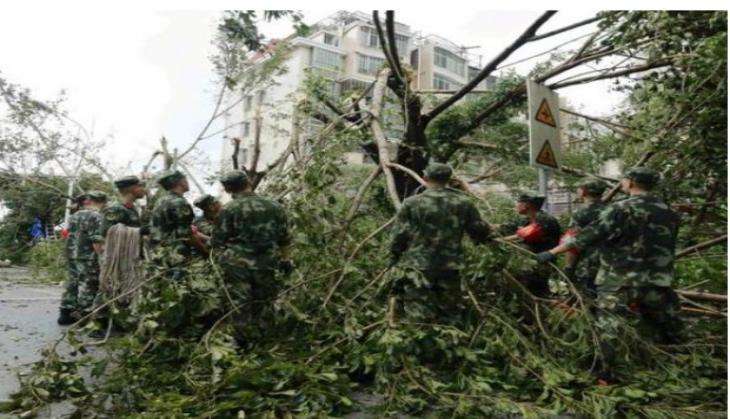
[424,163,453,182]
[623,167,660,187]
[516,192,546,209]
[85,190,108,202]
[220,170,248,187]
[114,175,143,190]
[157,169,186,189]
[193,194,217,210]
[577,179,608,196]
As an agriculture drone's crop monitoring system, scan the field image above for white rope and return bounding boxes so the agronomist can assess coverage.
[99,224,143,305]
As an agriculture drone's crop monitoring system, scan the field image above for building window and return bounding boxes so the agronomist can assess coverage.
[357,54,386,75]
[394,34,409,55]
[244,96,252,112]
[433,73,463,90]
[359,26,379,48]
[242,122,251,137]
[434,47,466,76]
[258,90,266,104]
[323,33,339,47]
[239,147,248,166]
[312,47,343,72]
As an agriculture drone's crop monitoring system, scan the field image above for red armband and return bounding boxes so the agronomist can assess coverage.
[516,222,544,244]
[61,228,69,239]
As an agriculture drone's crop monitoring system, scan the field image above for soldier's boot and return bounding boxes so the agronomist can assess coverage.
[57,308,75,326]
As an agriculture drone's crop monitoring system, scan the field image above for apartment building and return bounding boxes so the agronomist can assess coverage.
[220,11,498,177]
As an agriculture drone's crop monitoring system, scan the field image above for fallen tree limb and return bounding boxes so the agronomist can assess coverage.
[675,235,727,259]
[676,290,727,303]
[681,306,727,317]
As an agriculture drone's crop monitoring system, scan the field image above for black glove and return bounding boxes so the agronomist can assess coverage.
[535,252,556,264]
[278,260,294,275]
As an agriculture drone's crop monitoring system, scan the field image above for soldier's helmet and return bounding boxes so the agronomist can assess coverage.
[624,167,660,188]
[424,163,453,183]
[194,194,217,210]
[85,190,108,203]
[114,175,144,190]
[220,170,248,188]
[577,179,608,196]
[516,192,546,209]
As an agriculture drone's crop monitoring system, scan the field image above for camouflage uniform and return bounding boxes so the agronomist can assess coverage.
[390,164,491,321]
[192,194,219,256]
[568,168,681,374]
[213,171,291,342]
[502,195,562,297]
[93,201,141,243]
[568,201,605,296]
[149,171,195,281]
[62,208,103,312]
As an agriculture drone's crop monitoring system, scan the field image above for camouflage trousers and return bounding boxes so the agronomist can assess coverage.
[595,285,682,373]
[391,268,472,325]
[61,258,100,312]
[148,245,191,282]
[515,264,552,298]
[220,263,280,346]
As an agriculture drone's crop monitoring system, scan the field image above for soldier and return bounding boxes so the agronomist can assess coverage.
[389,163,492,320]
[537,168,681,379]
[149,170,205,280]
[93,175,147,246]
[562,180,608,297]
[193,194,222,239]
[501,193,562,297]
[212,170,292,344]
[58,191,107,325]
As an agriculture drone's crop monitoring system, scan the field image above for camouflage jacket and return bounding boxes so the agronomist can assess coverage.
[572,194,679,290]
[501,211,562,253]
[390,187,491,272]
[150,191,194,254]
[93,201,141,243]
[568,202,605,280]
[212,192,291,271]
[193,215,216,237]
[66,209,102,260]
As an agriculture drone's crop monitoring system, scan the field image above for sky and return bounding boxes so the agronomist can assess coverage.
[0,8,628,187]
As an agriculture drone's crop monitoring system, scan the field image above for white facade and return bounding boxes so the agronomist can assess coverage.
[219,11,500,189]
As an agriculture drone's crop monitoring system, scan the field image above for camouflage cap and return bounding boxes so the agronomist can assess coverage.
[73,193,88,204]
[516,192,546,209]
[114,175,143,190]
[157,169,186,189]
[577,179,608,196]
[193,194,217,210]
[623,167,660,187]
[220,170,248,187]
[424,163,453,182]
[85,190,108,202]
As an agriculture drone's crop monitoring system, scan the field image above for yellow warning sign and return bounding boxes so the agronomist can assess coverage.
[535,98,556,127]
[535,140,558,168]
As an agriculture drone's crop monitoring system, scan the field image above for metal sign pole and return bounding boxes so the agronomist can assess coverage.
[538,168,549,213]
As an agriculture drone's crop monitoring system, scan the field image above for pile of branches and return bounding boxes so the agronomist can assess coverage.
[2,120,726,418]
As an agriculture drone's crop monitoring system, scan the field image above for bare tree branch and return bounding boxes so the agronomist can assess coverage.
[370,68,401,209]
[549,59,672,89]
[527,15,603,42]
[423,11,557,124]
[387,162,428,187]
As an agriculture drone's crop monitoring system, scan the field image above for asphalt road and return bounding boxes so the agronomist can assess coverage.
[0,267,64,407]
